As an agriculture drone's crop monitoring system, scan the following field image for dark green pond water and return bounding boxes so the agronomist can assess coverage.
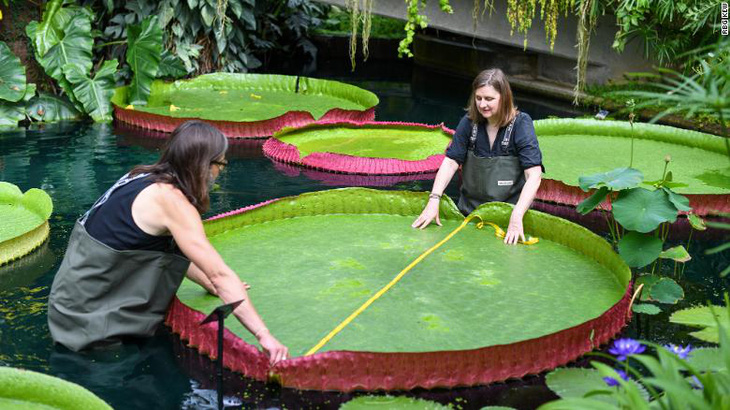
[1,70,728,410]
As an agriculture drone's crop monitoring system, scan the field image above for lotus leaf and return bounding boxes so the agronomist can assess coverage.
[617,232,662,268]
[662,188,691,212]
[0,182,53,265]
[0,41,26,103]
[535,119,730,195]
[648,278,684,304]
[687,214,706,231]
[576,187,609,215]
[339,396,451,409]
[631,303,661,315]
[126,16,162,105]
[177,188,628,358]
[670,305,729,343]
[658,245,691,263]
[112,73,378,122]
[578,167,643,191]
[0,367,112,410]
[612,188,677,233]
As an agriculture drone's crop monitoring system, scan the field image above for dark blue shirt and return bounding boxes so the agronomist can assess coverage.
[445,112,544,171]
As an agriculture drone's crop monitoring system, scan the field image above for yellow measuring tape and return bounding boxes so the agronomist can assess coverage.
[304,215,538,356]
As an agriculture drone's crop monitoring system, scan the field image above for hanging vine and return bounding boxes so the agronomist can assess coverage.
[505,0,573,50]
[574,0,598,104]
[395,0,453,58]
[347,0,360,69]
[362,0,374,60]
[472,0,495,32]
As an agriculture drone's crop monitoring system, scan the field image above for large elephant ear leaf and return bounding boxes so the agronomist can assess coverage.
[36,10,93,111]
[25,0,63,58]
[0,41,27,102]
[127,16,162,105]
[63,60,119,122]
[0,102,26,128]
[26,92,82,122]
[157,50,188,79]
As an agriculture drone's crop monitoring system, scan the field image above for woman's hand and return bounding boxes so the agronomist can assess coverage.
[411,198,442,229]
[504,212,526,245]
[257,330,289,365]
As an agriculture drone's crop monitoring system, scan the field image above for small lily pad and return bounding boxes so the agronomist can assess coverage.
[617,232,662,268]
[632,303,661,315]
[659,245,691,263]
[648,278,684,304]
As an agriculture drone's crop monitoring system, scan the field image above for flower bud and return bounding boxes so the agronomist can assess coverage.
[665,154,672,163]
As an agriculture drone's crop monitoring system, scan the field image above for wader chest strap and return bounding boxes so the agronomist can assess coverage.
[468,113,520,151]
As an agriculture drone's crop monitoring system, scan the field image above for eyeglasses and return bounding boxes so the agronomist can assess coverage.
[211,159,228,170]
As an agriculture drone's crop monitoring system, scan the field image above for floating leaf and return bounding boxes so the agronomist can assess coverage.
[632,303,661,315]
[670,305,728,343]
[576,187,609,215]
[613,188,678,233]
[636,274,662,301]
[578,167,643,192]
[127,16,162,105]
[659,245,691,263]
[648,278,684,304]
[617,232,662,268]
[687,213,706,231]
[0,41,27,102]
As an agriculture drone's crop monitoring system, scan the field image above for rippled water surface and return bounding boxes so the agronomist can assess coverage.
[1,71,728,409]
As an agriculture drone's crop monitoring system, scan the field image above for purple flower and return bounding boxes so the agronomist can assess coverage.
[608,338,646,361]
[603,369,629,387]
[664,343,692,359]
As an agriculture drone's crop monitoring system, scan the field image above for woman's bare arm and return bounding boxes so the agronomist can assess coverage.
[159,186,288,364]
[411,157,460,229]
[504,166,542,244]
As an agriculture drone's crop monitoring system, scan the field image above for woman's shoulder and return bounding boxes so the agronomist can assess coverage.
[515,110,533,123]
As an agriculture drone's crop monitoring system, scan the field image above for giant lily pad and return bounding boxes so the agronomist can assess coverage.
[0,366,112,410]
[339,396,452,409]
[0,182,53,265]
[264,122,453,175]
[112,73,379,138]
[534,119,730,216]
[168,188,631,391]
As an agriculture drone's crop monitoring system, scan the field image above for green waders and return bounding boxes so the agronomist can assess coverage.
[457,114,525,215]
[48,173,190,351]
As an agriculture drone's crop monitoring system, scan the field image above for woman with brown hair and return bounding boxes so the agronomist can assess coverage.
[48,120,288,364]
[412,68,544,244]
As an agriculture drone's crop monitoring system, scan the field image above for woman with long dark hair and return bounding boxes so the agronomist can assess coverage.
[412,68,544,244]
[48,120,288,364]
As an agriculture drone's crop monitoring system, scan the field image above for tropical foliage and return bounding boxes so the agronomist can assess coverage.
[0,41,39,127]
[540,300,730,409]
[575,156,696,315]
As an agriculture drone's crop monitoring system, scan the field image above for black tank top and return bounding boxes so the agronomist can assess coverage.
[85,177,176,252]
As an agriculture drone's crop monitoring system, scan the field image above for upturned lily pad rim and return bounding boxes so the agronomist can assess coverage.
[0,366,112,410]
[167,188,631,392]
[0,182,53,265]
[264,121,454,175]
[111,73,379,139]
